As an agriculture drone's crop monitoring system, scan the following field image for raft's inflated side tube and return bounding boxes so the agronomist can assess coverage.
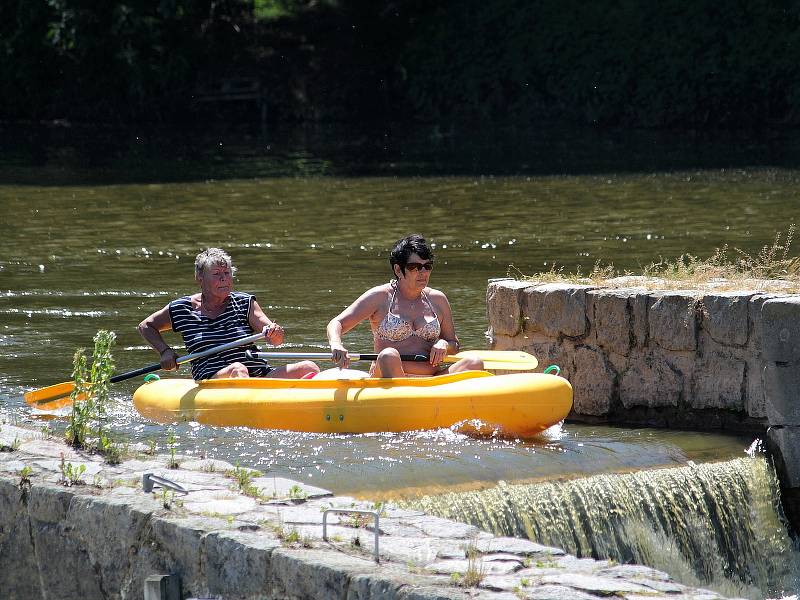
[132,371,573,436]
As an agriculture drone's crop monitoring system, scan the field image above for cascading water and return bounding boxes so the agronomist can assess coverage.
[403,455,799,599]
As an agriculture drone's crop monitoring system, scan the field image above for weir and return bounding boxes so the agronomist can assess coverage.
[404,455,800,599]
[486,279,800,532]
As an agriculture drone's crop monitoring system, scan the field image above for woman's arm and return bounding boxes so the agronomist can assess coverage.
[327,287,384,367]
[137,304,179,370]
[249,299,284,346]
[428,289,460,365]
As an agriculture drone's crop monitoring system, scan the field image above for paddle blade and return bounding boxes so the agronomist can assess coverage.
[24,382,80,410]
[450,350,538,371]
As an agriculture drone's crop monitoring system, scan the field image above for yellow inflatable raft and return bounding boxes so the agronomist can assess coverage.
[132,370,572,436]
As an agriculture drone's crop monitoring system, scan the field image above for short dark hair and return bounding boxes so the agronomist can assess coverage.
[389,234,433,277]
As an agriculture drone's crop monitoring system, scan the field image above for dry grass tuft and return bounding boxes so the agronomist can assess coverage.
[512,225,800,293]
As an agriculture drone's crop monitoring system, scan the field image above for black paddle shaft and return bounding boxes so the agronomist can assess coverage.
[109,363,161,384]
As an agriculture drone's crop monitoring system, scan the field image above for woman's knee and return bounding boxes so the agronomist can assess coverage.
[377,347,401,361]
[465,357,484,371]
[452,357,483,372]
[217,362,250,378]
[298,360,320,375]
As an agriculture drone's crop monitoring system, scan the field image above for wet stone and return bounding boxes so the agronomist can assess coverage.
[540,573,653,594]
[425,558,522,576]
[522,584,601,600]
[475,536,565,556]
[415,515,483,538]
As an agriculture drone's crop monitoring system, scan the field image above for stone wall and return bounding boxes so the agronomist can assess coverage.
[0,422,732,600]
[486,278,800,529]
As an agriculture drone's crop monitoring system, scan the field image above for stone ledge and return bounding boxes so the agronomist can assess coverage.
[0,422,734,600]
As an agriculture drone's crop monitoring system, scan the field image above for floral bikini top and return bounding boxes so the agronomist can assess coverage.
[374,285,441,343]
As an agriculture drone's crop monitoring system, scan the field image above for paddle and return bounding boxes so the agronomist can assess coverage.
[247,350,538,371]
[24,332,265,410]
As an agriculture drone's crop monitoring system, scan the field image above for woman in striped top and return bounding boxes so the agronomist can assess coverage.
[137,248,319,381]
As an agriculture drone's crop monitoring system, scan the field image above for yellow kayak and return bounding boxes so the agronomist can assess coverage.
[132,371,572,436]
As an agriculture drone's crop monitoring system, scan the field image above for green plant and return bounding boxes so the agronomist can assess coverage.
[160,488,174,509]
[345,513,372,528]
[287,484,306,500]
[452,542,485,588]
[281,528,301,544]
[59,454,87,487]
[165,430,179,469]
[0,436,20,452]
[146,439,157,455]
[65,330,116,450]
[18,465,33,488]
[92,474,103,488]
[97,430,122,465]
[227,463,263,498]
[18,466,33,500]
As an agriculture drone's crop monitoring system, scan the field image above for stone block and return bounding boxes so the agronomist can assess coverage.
[747,294,774,354]
[522,283,591,338]
[701,292,754,347]
[0,480,41,599]
[690,354,745,410]
[588,291,634,356]
[630,293,650,348]
[205,530,280,596]
[648,293,698,351]
[761,296,800,362]
[745,359,767,419]
[571,346,617,416]
[487,280,532,337]
[763,363,800,426]
[766,426,800,488]
[619,357,683,408]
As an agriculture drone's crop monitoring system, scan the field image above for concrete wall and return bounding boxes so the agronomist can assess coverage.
[486,278,800,529]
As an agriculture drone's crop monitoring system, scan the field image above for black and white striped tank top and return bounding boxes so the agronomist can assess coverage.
[168,292,271,380]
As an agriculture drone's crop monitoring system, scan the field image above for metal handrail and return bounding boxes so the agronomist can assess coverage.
[322,509,380,563]
[142,473,189,495]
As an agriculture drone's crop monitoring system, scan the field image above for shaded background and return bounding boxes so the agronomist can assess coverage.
[2,0,798,129]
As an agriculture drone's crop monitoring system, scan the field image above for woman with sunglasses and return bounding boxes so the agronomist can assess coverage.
[327,234,483,377]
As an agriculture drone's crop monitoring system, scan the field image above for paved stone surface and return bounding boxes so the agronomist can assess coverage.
[0,421,737,599]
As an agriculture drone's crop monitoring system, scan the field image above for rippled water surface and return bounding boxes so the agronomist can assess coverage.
[2,167,798,496]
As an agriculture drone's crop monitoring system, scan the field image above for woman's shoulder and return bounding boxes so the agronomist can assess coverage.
[361,283,393,298]
[424,287,452,311]
[170,294,196,307]
[424,286,449,301]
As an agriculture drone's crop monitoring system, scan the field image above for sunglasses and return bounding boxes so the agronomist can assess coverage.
[405,261,434,272]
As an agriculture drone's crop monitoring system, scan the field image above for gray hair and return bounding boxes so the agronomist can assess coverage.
[194,248,236,278]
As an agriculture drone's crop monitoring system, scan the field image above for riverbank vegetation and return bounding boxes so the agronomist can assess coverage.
[517,225,800,292]
[66,330,123,463]
[2,0,798,130]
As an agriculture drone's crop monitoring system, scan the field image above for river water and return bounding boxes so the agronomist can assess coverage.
[1,129,798,597]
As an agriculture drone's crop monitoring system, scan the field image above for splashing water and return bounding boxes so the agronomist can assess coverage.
[403,456,799,599]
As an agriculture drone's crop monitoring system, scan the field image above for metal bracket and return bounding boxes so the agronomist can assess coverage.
[142,473,189,495]
[322,509,380,563]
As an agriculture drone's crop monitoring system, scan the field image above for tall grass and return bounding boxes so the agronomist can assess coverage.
[514,225,800,292]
